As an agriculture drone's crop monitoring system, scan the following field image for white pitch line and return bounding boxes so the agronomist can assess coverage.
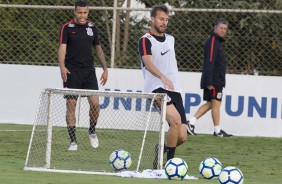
[0,130,32,132]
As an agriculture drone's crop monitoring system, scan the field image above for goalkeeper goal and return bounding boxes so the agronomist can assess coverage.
[24,88,167,175]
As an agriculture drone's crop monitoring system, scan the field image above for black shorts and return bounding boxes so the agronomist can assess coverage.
[152,88,187,124]
[64,69,98,99]
[203,86,223,102]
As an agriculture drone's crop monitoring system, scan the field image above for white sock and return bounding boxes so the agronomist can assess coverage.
[214,126,221,134]
[189,117,197,126]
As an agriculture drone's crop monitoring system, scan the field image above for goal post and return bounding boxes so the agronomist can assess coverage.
[24,88,167,174]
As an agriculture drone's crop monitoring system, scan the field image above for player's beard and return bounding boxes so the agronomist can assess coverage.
[154,25,166,34]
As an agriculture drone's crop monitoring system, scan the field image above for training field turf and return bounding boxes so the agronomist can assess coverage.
[0,124,281,184]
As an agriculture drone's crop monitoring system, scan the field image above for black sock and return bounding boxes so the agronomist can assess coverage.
[164,144,167,153]
[67,126,77,143]
[88,121,97,134]
[166,147,176,161]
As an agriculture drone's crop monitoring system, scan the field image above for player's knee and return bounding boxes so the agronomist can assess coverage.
[90,104,99,111]
[168,115,182,127]
[204,102,212,109]
[67,104,76,113]
[169,120,181,130]
[176,124,187,145]
[178,136,186,145]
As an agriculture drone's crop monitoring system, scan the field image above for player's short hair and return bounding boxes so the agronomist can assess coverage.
[75,0,88,10]
[213,18,229,27]
[150,5,169,17]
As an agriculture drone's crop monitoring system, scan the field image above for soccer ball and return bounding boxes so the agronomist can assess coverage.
[199,157,222,179]
[109,149,132,171]
[219,166,244,184]
[164,158,188,180]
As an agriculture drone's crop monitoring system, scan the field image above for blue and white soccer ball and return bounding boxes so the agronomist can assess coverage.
[164,158,188,180]
[199,157,222,179]
[219,166,244,184]
[109,149,132,171]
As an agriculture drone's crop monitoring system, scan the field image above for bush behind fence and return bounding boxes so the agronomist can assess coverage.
[0,0,281,76]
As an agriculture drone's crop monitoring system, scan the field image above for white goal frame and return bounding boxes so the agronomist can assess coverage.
[24,88,167,175]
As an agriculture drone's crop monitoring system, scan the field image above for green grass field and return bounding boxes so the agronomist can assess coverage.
[0,124,281,184]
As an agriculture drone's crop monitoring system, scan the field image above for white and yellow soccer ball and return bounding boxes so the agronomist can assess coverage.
[219,166,244,184]
[164,158,188,180]
[199,157,222,179]
[109,149,132,171]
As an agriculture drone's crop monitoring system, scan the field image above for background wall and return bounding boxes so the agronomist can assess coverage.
[0,64,281,137]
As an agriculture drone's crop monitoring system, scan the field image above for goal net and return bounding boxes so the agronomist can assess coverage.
[24,88,167,175]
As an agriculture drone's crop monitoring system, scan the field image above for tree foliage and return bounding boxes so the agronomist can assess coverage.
[137,0,282,75]
[0,0,281,75]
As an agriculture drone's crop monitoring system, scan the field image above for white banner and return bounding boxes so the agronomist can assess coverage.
[0,64,281,137]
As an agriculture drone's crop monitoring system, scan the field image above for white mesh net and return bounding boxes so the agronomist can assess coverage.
[24,88,167,174]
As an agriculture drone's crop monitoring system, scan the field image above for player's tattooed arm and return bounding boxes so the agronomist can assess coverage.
[94,45,107,71]
[94,45,108,85]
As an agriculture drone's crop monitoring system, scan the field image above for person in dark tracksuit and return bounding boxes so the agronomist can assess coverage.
[186,18,232,137]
